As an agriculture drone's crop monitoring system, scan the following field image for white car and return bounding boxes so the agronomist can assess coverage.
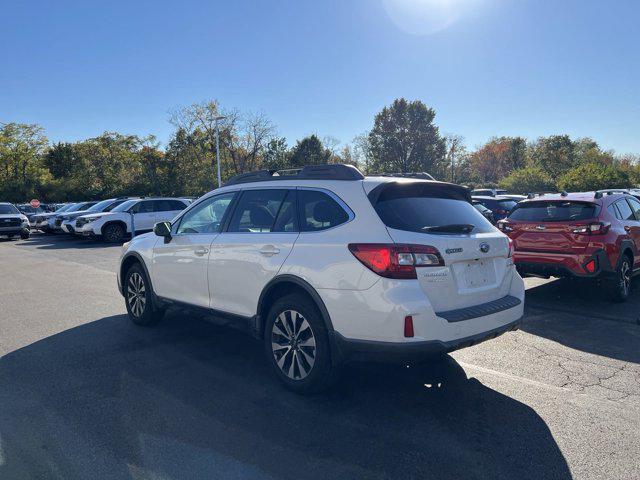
[0,203,30,239]
[60,197,134,234]
[117,165,525,393]
[76,198,190,243]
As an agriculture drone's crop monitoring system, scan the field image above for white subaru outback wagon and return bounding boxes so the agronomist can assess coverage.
[118,164,524,392]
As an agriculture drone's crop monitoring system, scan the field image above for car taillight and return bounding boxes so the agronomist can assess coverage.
[508,237,514,258]
[348,243,444,279]
[497,221,514,232]
[584,259,597,273]
[571,222,610,235]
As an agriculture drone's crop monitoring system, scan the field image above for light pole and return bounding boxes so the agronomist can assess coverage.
[213,115,227,188]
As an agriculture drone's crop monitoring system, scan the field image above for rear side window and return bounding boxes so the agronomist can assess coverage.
[615,199,635,220]
[298,190,350,232]
[626,197,640,220]
[371,183,493,234]
[509,201,599,222]
[228,189,289,233]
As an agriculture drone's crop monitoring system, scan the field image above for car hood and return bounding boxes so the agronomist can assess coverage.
[78,212,115,220]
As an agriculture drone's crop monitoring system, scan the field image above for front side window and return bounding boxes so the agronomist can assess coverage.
[177,192,236,234]
[298,190,349,232]
[228,189,290,233]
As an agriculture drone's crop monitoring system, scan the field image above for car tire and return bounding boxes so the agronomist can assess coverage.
[20,231,30,240]
[124,264,165,326]
[264,293,338,393]
[607,254,632,302]
[103,223,125,243]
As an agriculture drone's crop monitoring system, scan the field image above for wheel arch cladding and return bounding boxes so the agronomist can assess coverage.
[120,253,155,299]
[257,275,334,338]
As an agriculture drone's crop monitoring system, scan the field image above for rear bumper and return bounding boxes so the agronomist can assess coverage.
[514,249,613,278]
[330,316,521,364]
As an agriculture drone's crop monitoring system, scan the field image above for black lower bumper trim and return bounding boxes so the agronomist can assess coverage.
[330,317,521,364]
[436,295,521,323]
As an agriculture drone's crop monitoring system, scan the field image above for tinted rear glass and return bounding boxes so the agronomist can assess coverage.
[509,201,599,222]
[498,200,518,210]
[372,184,493,234]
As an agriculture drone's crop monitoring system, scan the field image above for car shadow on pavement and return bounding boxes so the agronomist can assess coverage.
[0,313,571,480]
[522,278,640,364]
[15,233,120,249]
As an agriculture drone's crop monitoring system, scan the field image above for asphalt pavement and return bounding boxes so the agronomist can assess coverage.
[1,233,639,479]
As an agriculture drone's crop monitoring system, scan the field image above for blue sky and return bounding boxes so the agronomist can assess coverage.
[2,0,639,153]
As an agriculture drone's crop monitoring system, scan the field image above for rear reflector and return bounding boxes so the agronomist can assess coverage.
[404,316,414,338]
[348,243,444,279]
[584,259,597,273]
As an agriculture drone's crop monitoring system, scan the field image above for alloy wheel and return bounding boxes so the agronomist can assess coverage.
[127,272,147,317]
[620,260,631,296]
[271,310,316,380]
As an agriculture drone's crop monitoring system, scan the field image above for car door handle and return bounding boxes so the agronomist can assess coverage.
[259,245,280,256]
[194,248,209,256]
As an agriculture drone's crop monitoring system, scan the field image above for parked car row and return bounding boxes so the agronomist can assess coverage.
[33,197,192,243]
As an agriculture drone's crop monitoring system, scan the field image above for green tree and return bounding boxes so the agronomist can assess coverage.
[499,166,555,194]
[0,123,51,202]
[289,135,331,167]
[528,135,577,178]
[557,163,631,192]
[262,137,291,171]
[366,98,446,175]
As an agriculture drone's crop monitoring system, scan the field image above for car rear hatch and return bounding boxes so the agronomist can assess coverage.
[502,200,600,254]
[367,181,512,312]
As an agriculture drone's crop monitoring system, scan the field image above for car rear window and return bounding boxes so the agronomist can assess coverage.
[509,201,599,222]
[498,200,518,211]
[371,182,493,234]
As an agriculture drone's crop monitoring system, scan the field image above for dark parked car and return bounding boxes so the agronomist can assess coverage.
[498,190,640,302]
[471,195,519,221]
[472,201,495,224]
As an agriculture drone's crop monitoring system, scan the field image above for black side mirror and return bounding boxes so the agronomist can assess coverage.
[154,221,172,239]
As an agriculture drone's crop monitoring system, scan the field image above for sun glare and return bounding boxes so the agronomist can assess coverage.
[383,0,470,35]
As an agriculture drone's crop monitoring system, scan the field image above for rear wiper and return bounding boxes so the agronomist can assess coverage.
[422,224,475,234]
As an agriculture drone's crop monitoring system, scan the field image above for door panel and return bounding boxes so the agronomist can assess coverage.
[623,198,640,266]
[208,233,298,315]
[208,189,298,316]
[151,192,237,307]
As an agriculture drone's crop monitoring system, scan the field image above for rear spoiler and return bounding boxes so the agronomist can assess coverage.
[368,181,471,205]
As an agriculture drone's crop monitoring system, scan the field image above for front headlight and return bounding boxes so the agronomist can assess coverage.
[21,216,29,225]
[86,216,102,223]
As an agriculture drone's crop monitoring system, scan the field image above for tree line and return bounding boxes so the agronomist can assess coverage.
[1,98,638,202]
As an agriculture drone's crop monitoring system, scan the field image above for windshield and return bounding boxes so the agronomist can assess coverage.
[111,199,138,212]
[0,204,20,215]
[18,205,42,214]
[86,199,117,213]
[509,201,599,222]
[55,204,74,213]
[65,202,91,213]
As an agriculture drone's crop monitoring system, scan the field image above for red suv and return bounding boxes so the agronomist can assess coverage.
[497,190,640,302]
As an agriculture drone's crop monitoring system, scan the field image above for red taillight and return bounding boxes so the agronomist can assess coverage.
[584,259,597,273]
[572,222,610,235]
[404,315,414,337]
[348,244,444,279]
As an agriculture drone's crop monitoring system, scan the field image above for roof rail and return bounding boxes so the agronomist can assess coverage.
[224,164,365,186]
[594,188,630,199]
[372,172,435,181]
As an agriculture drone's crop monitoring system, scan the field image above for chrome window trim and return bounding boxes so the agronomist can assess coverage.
[296,186,355,233]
